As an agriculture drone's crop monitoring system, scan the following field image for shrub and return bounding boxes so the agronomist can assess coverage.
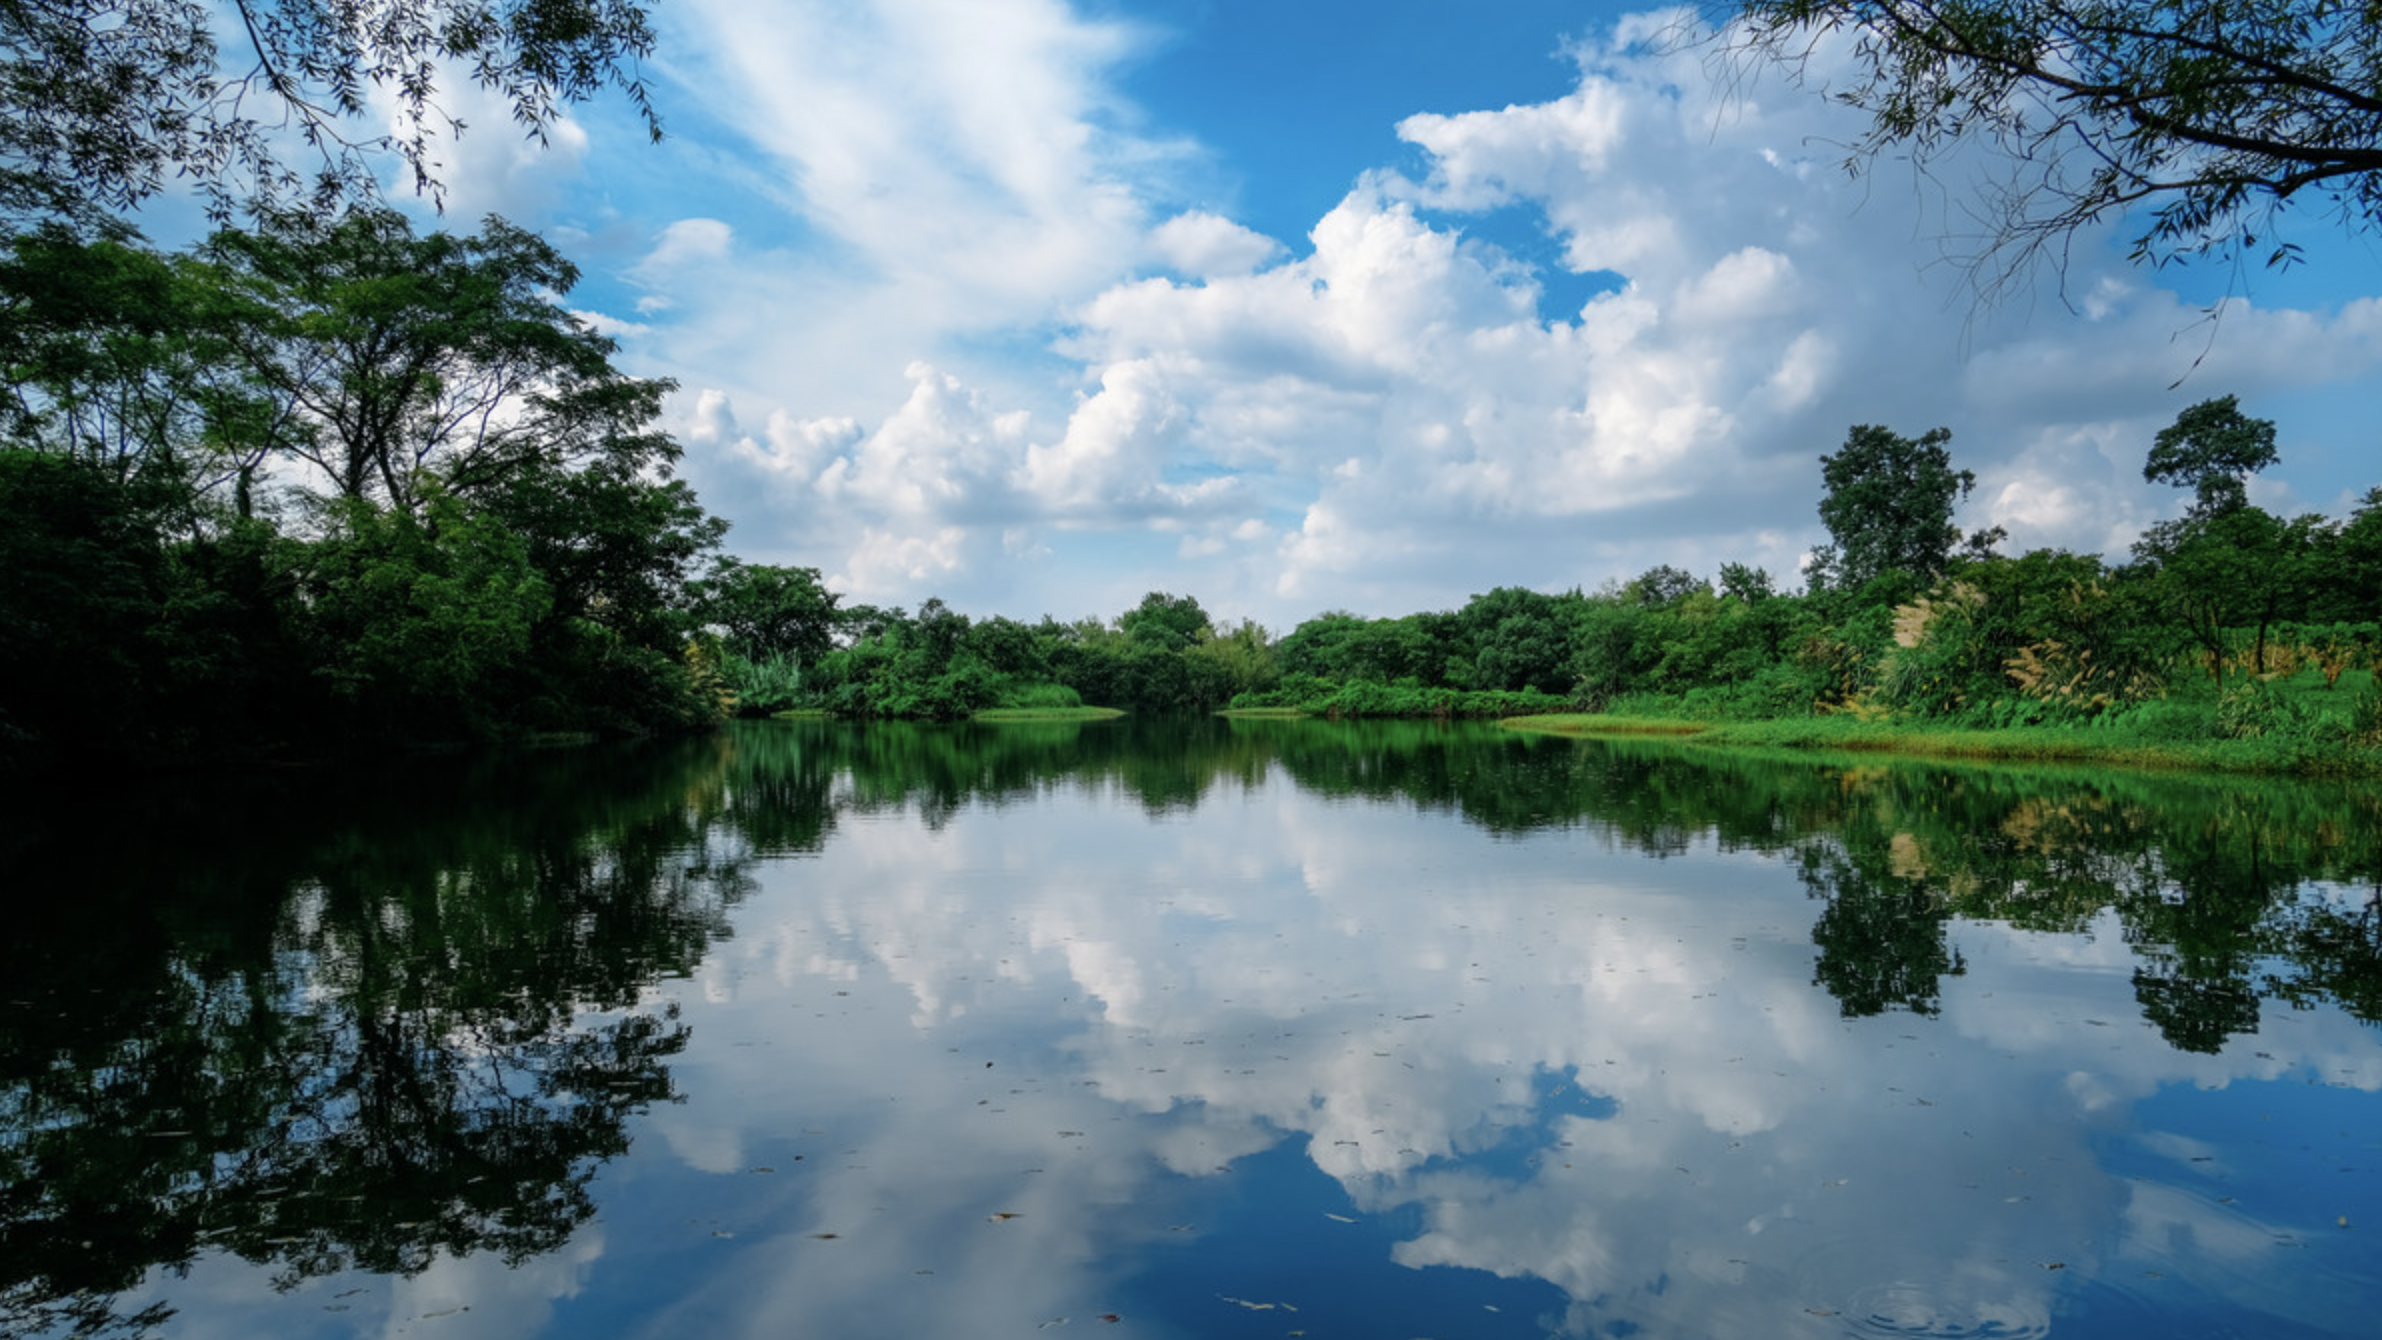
[2215,678,2306,740]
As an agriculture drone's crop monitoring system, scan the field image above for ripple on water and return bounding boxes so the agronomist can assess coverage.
[1840,1280,2053,1340]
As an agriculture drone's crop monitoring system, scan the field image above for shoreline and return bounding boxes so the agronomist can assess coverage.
[1499,712,2382,778]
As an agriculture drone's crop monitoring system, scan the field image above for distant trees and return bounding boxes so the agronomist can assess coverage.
[2130,397,2322,674]
[696,561,840,664]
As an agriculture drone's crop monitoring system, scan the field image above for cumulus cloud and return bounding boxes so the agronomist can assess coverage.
[1149,210,1284,278]
[615,6,2382,626]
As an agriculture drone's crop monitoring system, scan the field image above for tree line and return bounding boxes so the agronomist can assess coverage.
[5,211,2378,769]
[707,401,2382,751]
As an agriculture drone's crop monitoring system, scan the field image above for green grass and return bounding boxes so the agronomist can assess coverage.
[1505,692,2382,778]
[770,708,836,720]
[970,706,1127,722]
[1216,706,1310,718]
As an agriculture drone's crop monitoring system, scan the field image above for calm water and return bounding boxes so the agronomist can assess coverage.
[6,717,2382,1339]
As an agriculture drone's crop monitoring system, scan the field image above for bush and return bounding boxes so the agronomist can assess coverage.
[994,681,1083,711]
[722,651,810,716]
[2348,681,2382,747]
[2215,678,2307,740]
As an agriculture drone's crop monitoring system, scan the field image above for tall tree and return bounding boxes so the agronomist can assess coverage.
[2143,394,2280,516]
[1118,591,1213,652]
[694,560,841,664]
[1810,423,1977,590]
[206,209,659,514]
[1725,0,2382,286]
[0,0,661,223]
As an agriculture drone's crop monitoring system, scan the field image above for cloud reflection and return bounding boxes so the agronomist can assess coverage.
[625,749,2382,1338]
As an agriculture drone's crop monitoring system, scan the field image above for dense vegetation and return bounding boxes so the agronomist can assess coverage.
[0,212,737,768]
[4,206,2376,776]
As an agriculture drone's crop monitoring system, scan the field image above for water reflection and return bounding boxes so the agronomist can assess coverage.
[1,742,741,1336]
[6,720,2379,1337]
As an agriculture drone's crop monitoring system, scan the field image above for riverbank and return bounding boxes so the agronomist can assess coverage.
[1501,711,2382,777]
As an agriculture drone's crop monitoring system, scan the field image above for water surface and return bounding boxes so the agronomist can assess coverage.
[7,718,2380,1338]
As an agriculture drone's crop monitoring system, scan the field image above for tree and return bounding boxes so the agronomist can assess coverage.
[2144,394,2279,516]
[1718,561,1777,601]
[2316,484,2382,619]
[0,225,301,520]
[2131,395,2312,672]
[1629,563,1708,607]
[1460,586,1580,694]
[1810,423,1977,590]
[206,209,661,515]
[1725,0,2382,285]
[1117,591,1213,652]
[694,560,840,664]
[2132,499,2323,674]
[0,0,661,224]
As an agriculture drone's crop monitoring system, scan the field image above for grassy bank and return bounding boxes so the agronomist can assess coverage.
[971,707,1128,722]
[1505,706,2382,777]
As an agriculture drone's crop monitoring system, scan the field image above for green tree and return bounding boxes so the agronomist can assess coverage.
[2144,395,2281,517]
[0,0,662,223]
[1727,0,2382,283]
[1118,591,1213,651]
[2131,396,2318,673]
[2133,503,2324,674]
[207,210,655,514]
[1718,561,1777,601]
[1810,423,1977,591]
[1629,563,1708,607]
[302,489,552,738]
[2316,485,2382,619]
[695,559,840,664]
[0,225,301,520]
[1460,586,1581,694]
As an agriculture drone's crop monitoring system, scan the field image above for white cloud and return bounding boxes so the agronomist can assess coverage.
[1150,210,1284,278]
[609,6,2382,626]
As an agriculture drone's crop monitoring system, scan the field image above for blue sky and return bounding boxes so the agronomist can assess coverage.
[382,0,2382,629]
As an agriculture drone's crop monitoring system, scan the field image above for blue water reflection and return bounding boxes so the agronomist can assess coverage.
[13,719,2381,1338]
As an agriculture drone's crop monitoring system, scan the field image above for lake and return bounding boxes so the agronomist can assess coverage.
[6,716,2381,1338]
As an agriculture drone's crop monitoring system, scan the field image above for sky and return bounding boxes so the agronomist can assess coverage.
[377,0,2382,630]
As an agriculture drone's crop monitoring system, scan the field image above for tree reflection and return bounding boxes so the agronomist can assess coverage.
[0,736,746,1336]
[1797,841,1967,1017]
[741,716,2382,1036]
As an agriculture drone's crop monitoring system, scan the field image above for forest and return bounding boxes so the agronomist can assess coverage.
[3,213,2379,773]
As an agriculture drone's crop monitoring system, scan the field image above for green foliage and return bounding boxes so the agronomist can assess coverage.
[1873,550,2167,721]
[302,491,551,739]
[1811,423,1975,591]
[1462,586,1583,694]
[0,216,728,765]
[206,209,665,514]
[0,0,662,223]
[2132,483,2325,676]
[2145,396,2279,518]
[2349,680,2382,746]
[1729,0,2382,281]
[1117,591,1212,651]
[721,650,809,717]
